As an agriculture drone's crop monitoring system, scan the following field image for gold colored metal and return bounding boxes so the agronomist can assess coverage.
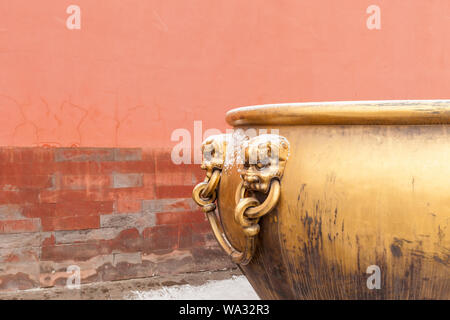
[226,100,450,126]
[192,133,288,266]
[240,134,289,193]
[216,100,449,299]
[192,134,253,264]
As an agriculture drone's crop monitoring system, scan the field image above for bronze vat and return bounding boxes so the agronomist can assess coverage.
[193,101,449,299]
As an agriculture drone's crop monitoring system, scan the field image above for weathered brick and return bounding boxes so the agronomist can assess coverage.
[141,250,196,275]
[55,148,114,162]
[142,225,178,252]
[0,247,39,264]
[108,228,142,253]
[0,190,39,204]
[60,174,111,190]
[142,173,155,187]
[39,189,114,203]
[41,215,100,232]
[155,185,194,198]
[0,163,51,176]
[100,161,155,174]
[0,175,53,189]
[155,171,195,186]
[54,227,124,244]
[0,232,41,249]
[41,233,55,246]
[39,255,111,287]
[0,148,54,163]
[0,219,40,234]
[113,187,155,201]
[114,148,142,161]
[112,252,142,267]
[179,224,193,249]
[116,199,142,213]
[156,211,206,225]
[143,198,197,213]
[24,201,113,218]
[0,146,232,292]
[53,201,113,217]
[100,212,155,230]
[41,228,142,263]
[190,247,233,271]
[112,173,143,188]
[0,204,24,220]
[41,242,108,262]
[0,263,40,291]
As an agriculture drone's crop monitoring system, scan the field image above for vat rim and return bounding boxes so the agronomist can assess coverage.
[226,100,450,126]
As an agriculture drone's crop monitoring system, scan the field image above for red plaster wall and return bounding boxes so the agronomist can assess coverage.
[1,0,450,148]
[1,1,450,291]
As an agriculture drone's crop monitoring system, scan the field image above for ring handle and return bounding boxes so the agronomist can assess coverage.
[192,133,289,265]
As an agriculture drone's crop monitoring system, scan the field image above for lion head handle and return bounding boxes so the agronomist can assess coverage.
[240,134,290,193]
[200,134,231,179]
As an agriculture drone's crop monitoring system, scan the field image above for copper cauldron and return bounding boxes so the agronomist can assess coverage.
[193,101,450,299]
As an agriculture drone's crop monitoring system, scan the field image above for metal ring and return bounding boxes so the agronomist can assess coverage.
[192,182,216,206]
[201,169,221,198]
[235,197,260,228]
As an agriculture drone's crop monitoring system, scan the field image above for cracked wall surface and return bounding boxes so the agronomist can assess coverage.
[1,1,450,148]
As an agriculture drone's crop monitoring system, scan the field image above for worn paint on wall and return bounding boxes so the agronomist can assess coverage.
[0,147,233,291]
[1,0,450,148]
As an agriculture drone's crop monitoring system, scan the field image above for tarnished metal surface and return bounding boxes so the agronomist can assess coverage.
[201,101,450,299]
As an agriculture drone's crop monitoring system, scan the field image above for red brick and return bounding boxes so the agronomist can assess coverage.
[142,198,196,213]
[112,173,142,188]
[142,173,155,187]
[141,149,156,161]
[155,171,194,186]
[0,219,40,234]
[0,204,24,220]
[0,175,53,190]
[0,163,52,176]
[191,221,213,234]
[39,189,115,203]
[55,201,113,217]
[100,161,155,174]
[0,247,39,264]
[41,228,142,262]
[41,234,55,246]
[41,242,106,262]
[142,225,178,251]
[156,211,206,225]
[25,202,113,218]
[192,222,215,247]
[60,175,111,190]
[0,190,39,204]
[0,148,54,163]
[55,148,114,162]
[23,204,55,218]
[116,200,142,213]
[114,148,142,161]
[53,161,102,175]
[178,224,193,249]
[155,185,194,198]
[156,157,198,174]
[108,228,142,252]
[113,187,155,201]
[41,215,100,231]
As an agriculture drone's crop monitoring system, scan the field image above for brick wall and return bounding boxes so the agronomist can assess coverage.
[0,147,232,291]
